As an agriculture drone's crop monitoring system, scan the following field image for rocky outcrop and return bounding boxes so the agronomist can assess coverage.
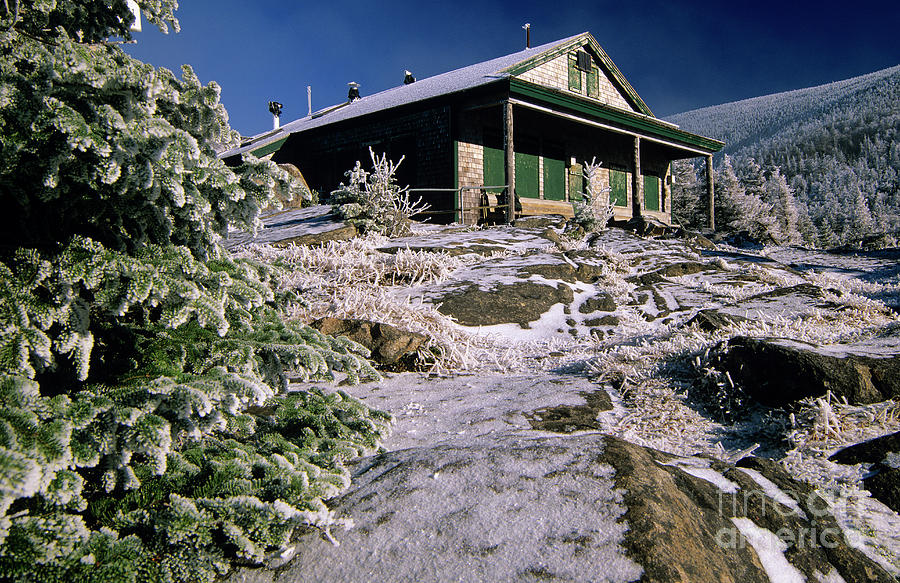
[226,435,892,583]
[713,332,900,406]
[225,205,357,249]
[435,281,573,327]
[604,441,891,583]
[310,318,426,369]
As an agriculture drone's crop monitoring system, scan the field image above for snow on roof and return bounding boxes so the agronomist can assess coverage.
[223,33,586,158]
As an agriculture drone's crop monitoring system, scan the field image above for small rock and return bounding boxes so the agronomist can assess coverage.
[829,431,900,465]
[311,318,426,369]
[623,216,669,237]
[685,309,747,332]
[513,215,568,229]
[539,228,561,243]
[830,431,900,513]
[578,293,617,314]
[584,315,620,327]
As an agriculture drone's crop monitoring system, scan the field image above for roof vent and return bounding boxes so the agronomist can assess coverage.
[522,23,531,48]
[268,101,283,129]
[404,70,416,85]
[348,82,360,101]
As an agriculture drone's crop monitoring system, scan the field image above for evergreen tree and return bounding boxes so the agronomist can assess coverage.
[715,156,777,242]
[845,185,876,243]
[0,2,388,581]
[764,166,803,245]
[670,159,703,229]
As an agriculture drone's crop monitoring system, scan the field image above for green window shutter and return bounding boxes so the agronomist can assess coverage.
[610,169,628,207]
[643,175,660,211]
[542,155,566,200]
[568,55,582,92]
[568,164,583,201]
[515,151,540,198]
[586,66,600,98]
[483,144,506,193]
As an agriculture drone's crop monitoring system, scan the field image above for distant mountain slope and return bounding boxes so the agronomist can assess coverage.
[666,66,900,246]
[666,65,900,155]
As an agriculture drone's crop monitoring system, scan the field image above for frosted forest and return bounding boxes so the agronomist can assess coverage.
[669,65,900,249]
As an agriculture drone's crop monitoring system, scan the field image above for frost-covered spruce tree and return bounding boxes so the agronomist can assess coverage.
[764,166,804,246]
[330,147,430,237]
[714,156,778,243]
[571,158,613,232]
[0,2,389,581]
[670,159,703,229]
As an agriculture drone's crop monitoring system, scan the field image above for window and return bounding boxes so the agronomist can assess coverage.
[576,50,592,72]
[568,55,581,92]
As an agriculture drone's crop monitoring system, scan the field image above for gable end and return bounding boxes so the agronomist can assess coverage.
[503,33,653,117]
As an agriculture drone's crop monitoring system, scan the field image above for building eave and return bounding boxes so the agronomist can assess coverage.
[509,78,724,154]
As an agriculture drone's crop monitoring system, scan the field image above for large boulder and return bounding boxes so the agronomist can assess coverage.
[713,332,900,406]
[310,317,427,368]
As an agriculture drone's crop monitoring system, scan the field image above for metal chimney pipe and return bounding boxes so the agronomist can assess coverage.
[268,101,283,130]
[307,86,312,117]
[523,23,531,48]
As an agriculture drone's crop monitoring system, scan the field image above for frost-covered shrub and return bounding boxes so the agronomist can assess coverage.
[572,158,614,233]
[330,148,431,237]
[0,2,389,580]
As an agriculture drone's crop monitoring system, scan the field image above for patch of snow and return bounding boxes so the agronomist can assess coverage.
[813,568,847,583]
[731,517,806,583]
[883,451,900,469]
[822,487,900,575]
[737,467,807,519]
[660,457,740,494]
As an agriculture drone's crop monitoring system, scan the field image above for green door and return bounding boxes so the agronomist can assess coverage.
[568,164,583,201]
[483,144,505,194]
[643,175,660,211]
[610,169,627,207]
[542,146,566,201]
[515,151,539,199]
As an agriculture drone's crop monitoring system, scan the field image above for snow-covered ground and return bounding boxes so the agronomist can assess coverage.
[232,221,900,577]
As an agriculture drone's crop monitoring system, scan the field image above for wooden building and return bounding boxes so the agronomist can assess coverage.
[224,32,723,226]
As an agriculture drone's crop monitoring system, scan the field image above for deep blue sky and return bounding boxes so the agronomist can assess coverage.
[125,0,900,137]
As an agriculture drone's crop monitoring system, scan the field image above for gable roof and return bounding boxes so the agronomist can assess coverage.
[223,32,651,159]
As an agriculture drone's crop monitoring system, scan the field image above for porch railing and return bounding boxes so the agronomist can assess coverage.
[407,185,510,224]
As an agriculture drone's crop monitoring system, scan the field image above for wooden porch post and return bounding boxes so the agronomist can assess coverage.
[504,100,515,223]
[705,154,715,231]
[631,136,642,219]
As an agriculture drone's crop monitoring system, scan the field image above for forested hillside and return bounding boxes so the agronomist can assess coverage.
[667,65,900,247]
